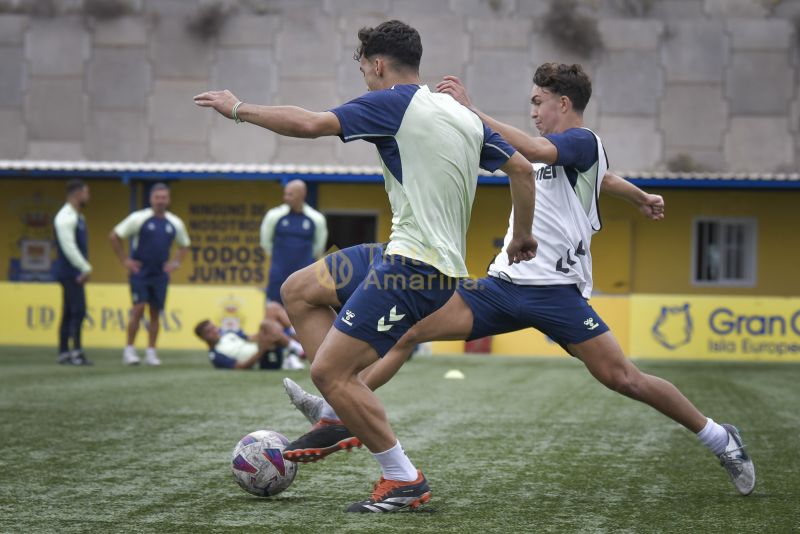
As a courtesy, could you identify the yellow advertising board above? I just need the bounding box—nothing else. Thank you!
[3,281,799,363]
[630,294,800,362]
[0,282,266,350]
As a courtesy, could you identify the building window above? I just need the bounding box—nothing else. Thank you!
[692,217,757,286]
[324,211,378,251]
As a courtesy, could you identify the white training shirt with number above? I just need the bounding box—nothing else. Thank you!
[329,84,516,278]
[489,127,608,298]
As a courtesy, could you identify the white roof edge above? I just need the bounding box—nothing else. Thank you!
[0,160,797,181]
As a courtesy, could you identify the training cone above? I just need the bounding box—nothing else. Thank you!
[444,369,465,380]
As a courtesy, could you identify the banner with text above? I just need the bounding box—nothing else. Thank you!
[630,294,800,362]
[0,282,265,350]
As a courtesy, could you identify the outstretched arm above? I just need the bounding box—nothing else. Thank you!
[500,152,538,264]
[601,171,665,221]
[436,76,557,164]
[193,89,342,138]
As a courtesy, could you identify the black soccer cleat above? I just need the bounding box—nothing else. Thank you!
[282,418,362,463]
[346,470,431,513]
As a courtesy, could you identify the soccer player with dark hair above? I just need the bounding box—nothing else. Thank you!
[109,183,190,366]
[284,62,755,499]
[54,179,92,366]
[194,19,538,512]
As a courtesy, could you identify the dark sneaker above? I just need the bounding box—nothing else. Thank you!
[282,418,362,463]
[347,470,431,513]
[718,424,755,496]
[70,351,93,366]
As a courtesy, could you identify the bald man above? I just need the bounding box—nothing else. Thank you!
[260,180,328,305]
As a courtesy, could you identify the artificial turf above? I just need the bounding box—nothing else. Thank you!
[1,347,798,533]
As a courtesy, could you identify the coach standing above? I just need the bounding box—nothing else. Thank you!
[54,180,93,366]
[260,180,327,305]
[110,183,190,366]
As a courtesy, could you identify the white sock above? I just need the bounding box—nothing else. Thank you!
[372,441,418,482]
[696,417,729,456]
[319,401,339,421]
[146,347,157,356]
[125,345,135,351]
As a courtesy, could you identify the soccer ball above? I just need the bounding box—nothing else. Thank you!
[231,430,298,497]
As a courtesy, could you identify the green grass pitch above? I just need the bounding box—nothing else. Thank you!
[1,347,798,533]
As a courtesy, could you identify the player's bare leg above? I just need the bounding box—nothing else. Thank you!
[123,302,146,365]
[265,301,292,330]
[144,304,162,365]
[568,332,706,432]
[283,292,474,455]
[303,328,432,512]
[281,261,339,362]
[361,292,475,390]
[569,331,755,495]
[256,319,290,353]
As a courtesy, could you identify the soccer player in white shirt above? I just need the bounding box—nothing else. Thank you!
[285,63,755,498]
[194,20,537,512]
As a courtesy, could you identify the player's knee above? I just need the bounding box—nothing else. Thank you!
[606,367,644,399]
[280,269,308,308]
[309,360,332,393]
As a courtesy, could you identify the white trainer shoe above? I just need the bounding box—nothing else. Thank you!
[718,423,756,496]
[282,377,323,424]
[281,352,306,371]
[144,348,162,366]
[122,346,140,365]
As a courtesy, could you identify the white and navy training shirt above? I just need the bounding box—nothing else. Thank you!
[260,203,327,273]
[329,84,515,278]
[54,202,91,280]
[488,127,608,298]
[113,208,191,280]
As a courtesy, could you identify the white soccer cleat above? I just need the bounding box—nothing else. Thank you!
[718,423,756,496]
[122,346,141,365]
[281,352,306,371]
[144,348,162,366]
[282,377,323,424]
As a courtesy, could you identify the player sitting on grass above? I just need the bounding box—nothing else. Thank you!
[280,63,755,498]
[194,318,304,371]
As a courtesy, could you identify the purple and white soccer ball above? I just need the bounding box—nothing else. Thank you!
[231,430,298,497]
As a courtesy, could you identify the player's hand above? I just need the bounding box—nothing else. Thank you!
[506,235,538,264]
[123,258,141,274]
[192,89,241,120]
[76,272,90,284]
[639,193,665,220]
[163,260,180,274]
[435,76,474,109]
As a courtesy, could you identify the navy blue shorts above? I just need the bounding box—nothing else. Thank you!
[323,243,385,305]
[130,277,168,310]
[456,276,609,351]
[332,252,457,357]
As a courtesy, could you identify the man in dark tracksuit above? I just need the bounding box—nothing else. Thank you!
[53,180,92,365]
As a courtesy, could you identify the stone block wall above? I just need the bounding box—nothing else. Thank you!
[0,0,797,172]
